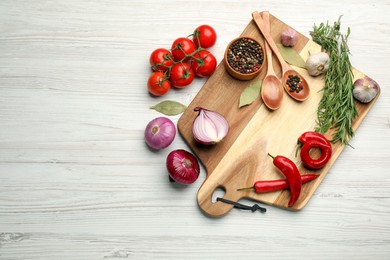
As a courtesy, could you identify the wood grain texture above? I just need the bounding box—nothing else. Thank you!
[1,0,390,259]
[178,13,380,216]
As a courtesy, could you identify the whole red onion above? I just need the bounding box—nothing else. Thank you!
[144,117,176,150]
[166,149,200,185]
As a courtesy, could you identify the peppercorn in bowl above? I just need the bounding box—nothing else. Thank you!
[224,36,265,80]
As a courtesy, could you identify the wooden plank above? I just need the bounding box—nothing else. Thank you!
[177,12,380,217]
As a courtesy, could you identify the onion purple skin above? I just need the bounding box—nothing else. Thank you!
[144,117,176,150]
[166,149,200,185]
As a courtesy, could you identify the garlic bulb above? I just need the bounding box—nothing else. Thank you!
[280,28,299,47]
[353,76,380,103]
[305,52,330,76]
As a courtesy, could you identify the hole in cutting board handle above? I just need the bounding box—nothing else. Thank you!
[211,186,226,203]
[198,183,247,217]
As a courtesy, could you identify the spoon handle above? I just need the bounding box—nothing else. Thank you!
[262,12,275,76]
[265,40,274,75]
[252,11,290,73]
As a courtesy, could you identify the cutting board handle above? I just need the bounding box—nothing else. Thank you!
[197,181,243,217]
[195,139,265,217]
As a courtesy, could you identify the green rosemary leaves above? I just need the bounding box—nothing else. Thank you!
[310,17,358,144]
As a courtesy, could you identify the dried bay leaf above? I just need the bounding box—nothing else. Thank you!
[239,80,262,108]
[150,100,187,115]
[276,43,306,69]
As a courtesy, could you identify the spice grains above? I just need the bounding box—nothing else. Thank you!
[227,38,264,74]
[286,74,303,93]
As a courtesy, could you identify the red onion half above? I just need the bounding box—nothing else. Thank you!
[144,117,176,150]
[166,149,200,185]
[192,107,229,145]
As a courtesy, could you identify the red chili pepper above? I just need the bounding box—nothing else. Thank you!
[297,131,332,170]
[268,153,302,207]
[237,174,319,193]
[297,131,330,146]
[300,140,332,169]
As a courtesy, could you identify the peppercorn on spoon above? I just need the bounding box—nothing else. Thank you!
[260,11,284,110]
[252,11,310,102]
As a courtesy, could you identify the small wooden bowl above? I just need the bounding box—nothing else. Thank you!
[224,36,265,81]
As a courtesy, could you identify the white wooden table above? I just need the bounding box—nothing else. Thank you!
[1,1,389,259]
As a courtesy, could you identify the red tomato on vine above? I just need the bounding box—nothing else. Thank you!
[169,63,194,88]
[147,72,171,96]
[193,25,217,49]
[149,48,173,72]
[171,37,196,62]
[191,50,217,77]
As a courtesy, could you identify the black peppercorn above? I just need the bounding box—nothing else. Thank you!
[227,38,264,74]
[286,74,303,93]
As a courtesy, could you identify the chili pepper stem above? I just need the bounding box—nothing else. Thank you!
[295,142,302,157]
[267,153,275,160]
[237,186,254,191]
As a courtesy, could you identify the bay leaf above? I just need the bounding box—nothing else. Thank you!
[276,43,306,69]
[239,80,262,108]
[150,100,187,115]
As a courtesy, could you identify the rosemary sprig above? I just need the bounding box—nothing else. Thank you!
[310,17,358,144]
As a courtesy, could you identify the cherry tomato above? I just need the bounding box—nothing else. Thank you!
[191,50,217,77]
[193,25,217,49]
[149,48,173,72]
[169,63,194,88]
[171,37,196,62]
[147,72,171,96]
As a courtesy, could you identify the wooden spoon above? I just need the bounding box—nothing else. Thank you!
[252,11,310,102]
[260,12,283,110]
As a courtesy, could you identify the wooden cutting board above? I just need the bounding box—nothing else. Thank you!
[177,12,380,217]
